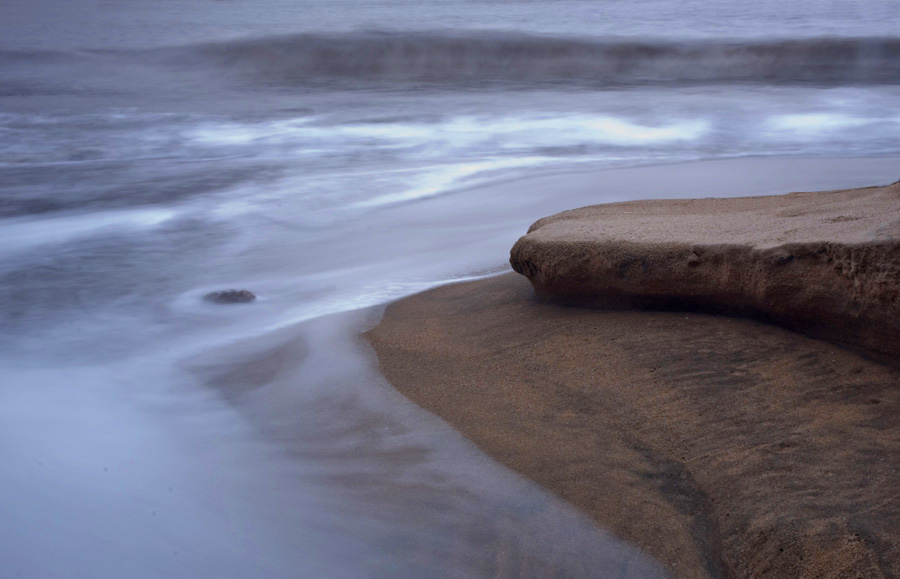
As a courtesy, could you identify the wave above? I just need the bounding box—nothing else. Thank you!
[161,31,900,87]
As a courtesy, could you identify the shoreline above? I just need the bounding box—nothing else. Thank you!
[365,183,900,578]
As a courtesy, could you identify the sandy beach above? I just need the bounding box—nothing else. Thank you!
[366,183,900,578]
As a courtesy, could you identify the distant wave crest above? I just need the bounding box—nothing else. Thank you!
[5,32,899,87]
[172,31,900,87]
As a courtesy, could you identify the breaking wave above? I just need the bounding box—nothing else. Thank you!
[167,31,900,87]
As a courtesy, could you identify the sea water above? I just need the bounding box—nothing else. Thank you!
[1,1,899,577]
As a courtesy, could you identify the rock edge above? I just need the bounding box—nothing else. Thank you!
[510,182,900,366]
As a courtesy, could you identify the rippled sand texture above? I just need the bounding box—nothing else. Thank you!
[368,272,900,578]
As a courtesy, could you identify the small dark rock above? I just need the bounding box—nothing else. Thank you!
[204,289,256,304]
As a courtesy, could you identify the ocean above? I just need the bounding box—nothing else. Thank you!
[1,1,899,577]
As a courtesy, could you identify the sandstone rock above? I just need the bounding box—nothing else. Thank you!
[203,289,256,304]
[510,181,900,366]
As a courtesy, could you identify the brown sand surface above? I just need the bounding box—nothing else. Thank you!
[366,272,900,579]
[510,181,900,365]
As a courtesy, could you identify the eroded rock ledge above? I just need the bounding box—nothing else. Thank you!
[510,181,900,366]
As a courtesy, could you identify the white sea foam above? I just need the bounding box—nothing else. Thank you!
[766,113,873,134]
[187,113,709,153]
[353,156,554,207]
[0,206,180,256]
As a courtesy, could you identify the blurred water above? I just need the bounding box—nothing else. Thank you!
[2,1,900,577]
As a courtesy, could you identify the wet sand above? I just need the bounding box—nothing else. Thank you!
[367,200,900,577]
[188,310,670,578]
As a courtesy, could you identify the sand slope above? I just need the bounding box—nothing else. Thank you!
[510,181,900,366]
[366,273,900,578]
